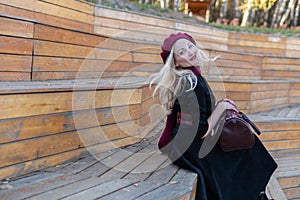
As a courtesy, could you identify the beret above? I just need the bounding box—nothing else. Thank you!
[160,32,196,64]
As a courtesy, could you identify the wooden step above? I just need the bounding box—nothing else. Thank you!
[208,79,293,114]
[0,125,197,200]
[249,105,300,199]
[0,77,163,180]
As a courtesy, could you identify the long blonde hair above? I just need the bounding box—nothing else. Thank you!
[150,44,216,114]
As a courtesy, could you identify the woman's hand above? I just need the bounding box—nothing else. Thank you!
[217,98,238,112]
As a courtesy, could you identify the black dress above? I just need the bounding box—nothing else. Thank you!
[167,75,277,200]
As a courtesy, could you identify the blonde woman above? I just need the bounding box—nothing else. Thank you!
[150,32,277,200]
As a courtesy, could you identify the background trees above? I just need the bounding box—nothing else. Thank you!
[134,0,300,29]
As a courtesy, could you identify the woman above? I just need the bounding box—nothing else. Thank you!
[150,32,277,200]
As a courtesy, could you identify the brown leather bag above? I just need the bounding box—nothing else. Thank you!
[219,109,261,152]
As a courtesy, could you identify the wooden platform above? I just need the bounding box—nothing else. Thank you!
[2,103,300,199]
[0,124,286,200]
[0,122,198,200]
[249,105,300,199]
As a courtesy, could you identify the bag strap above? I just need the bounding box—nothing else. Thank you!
[239,112,261,135]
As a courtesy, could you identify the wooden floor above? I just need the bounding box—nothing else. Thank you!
[249,105,300,200]
[0,122,197,200]
[1,105,300,200]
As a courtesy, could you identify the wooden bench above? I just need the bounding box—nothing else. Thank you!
[249,105,300,199]
[0,77,162,181]
[0,121,198,200]
[0,118,289,200]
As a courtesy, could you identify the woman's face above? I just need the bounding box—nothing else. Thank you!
[173,39,199,68]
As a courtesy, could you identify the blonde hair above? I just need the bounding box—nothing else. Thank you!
[150,44,216,114]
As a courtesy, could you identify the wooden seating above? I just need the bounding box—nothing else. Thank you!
[0,77,163,181]
[249,105,300,199]
[0,122,198,200]
[0,121,286,200]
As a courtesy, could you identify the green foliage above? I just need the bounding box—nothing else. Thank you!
[84,0,98,4]
[160,8,169,13]
[210,23,300,37]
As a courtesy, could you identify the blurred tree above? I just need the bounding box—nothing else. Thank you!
[133,0,300,29]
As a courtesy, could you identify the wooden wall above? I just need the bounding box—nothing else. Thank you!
[1,0,300,82]
[0,80,161,180]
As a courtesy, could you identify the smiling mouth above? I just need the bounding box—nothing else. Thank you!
[190,55,196,62]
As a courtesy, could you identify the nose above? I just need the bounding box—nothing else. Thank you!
[188,49,193,56]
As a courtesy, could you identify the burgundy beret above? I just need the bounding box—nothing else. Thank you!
[160,32,196,64]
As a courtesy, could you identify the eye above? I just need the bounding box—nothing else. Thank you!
[178,50,185,56]
[188,44,194,49]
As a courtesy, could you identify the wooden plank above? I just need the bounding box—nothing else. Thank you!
[38,0,94,14]
[61,179,138,200]
[278,176,300,189]
[134,182,192,200]
[262,63,300,71]
[286,37,300,57]
[215,59,261,69]
[263,139,300,150]
[266,175,288,200]
[0,104,141,144]
[228,45,286,56]
[0,136,141,180]
[0,36,33,55]
[0,3,35,20]
[283,187,300,199]
[34,24,106,47]
[0,72,30,81]
[223,81,251,92]
[211,50,263,63]
[0,88,142,119]
[0,77,148,94]
[0,148,86,180]
[32,71,156,80]
[0,0,35,11]
[27,176,110,200]
[262,70,300,79]
[32,57,142,72]
[0,120,141,168]
[229,32,287,47]
[100,180,164,200]
[0,131,83,168]
[178,24,228,43]
[94,16,174,41]
[34,40,132,61]
[34,0,94,24]
[95,7,175,29]
[0,16,34,38]
[251,90,289,100]
[260,130,300,141]
[0,3,93,33]
[0,173,87,200]
[263,57,300,65]
[34,10,94,33]
[0,54,31,72]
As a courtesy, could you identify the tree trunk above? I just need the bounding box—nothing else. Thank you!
[166,0,170,9]
[273,0,289,27]
[294,0,300,26]
[241,0,255,27]
[220,0,228,20]
[230,0,240,19]
[174,0,181,11]
[159,0,165,8]
[279,0,296,27]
